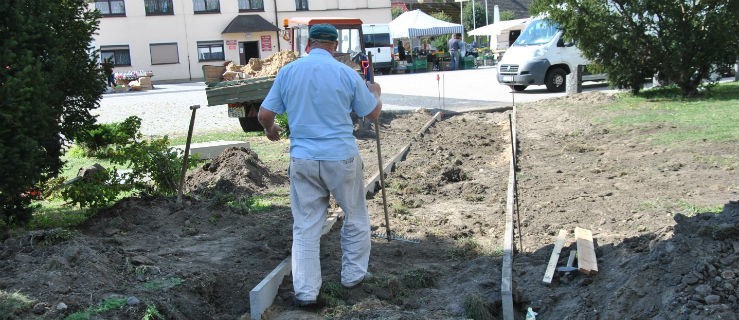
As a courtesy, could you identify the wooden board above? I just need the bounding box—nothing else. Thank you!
[566,250,576,268]
[575,227,598,274]
[501,121,516,320]
[542,229,568,285]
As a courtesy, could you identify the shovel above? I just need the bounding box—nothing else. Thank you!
[364,53,419,244]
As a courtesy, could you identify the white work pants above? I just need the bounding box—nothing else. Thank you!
[289,154,371,301]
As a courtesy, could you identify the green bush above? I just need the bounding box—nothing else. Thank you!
[0,0,103,224]
[275,113,290,137]
[59,117,198,207]
[73,116,141,156]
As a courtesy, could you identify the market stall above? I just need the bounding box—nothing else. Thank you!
[389,10,464,72]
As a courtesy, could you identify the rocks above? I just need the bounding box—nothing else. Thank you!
[705,295,721,304]
[32,302,50,315]
[127,296,140,305]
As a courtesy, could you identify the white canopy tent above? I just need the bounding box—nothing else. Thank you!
[468,18,530,36]
[468,18,530,50]
[389,9,464,39]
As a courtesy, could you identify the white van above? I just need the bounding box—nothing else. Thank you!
[497,16,606,92]
[362,24,393,74]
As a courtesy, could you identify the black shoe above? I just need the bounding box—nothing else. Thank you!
[293,297,318,307]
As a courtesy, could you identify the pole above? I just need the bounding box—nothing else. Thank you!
[366,52,392,241]
[177,105,200,204]
[485,0,489,25]
[460,1,464,38]
[485,0,490,49]
[472,0,476,30]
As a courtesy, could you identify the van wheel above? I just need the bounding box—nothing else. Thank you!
[510,85,528,92]
[546,67,567,92]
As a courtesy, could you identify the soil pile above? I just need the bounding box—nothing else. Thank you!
[242,51,298,78]
[185,146,287,197]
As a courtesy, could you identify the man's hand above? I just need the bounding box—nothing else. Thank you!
[264,123,283,141]
[365,81,382,121]
[366,81,381,99]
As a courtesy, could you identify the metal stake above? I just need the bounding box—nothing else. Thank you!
[177,104,199,204]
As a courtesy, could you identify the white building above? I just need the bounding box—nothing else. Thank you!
[91,0,392,81]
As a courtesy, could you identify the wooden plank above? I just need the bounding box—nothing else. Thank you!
[249,257,291,320]
[501,119,516,320]
[417,111,442,137]
[542,229,568,285]
[249,210,343,320]
[575,227,598,274]
[566,250,576,268]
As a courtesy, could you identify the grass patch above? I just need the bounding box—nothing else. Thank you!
[142,304,164,320]
[448,237,484,260]
[463,293,495,320]
[61,146,118,181]
[143,277,184,290]
[401,268,440,289]
[640,198,724,217]
[692,153,739,171]
[0,290,34,319]
[226,188,289,214]
[675,200,724,217]
[601,82,739,145]
[319,282,348,307]
[167,131,260,145]
[28,204,92,230]
[64,297,128,320]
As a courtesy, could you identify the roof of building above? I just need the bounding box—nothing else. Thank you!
[222,15,279,34]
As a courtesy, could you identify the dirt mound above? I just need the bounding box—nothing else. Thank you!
[184,147,287,196]
[242,51,298,78]
[528,91,617,107]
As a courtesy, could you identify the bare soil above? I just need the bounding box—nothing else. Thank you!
[2,92,738,320]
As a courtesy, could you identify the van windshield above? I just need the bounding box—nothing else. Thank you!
[513,19,560,46]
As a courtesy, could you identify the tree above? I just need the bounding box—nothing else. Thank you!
[0,0,104,223]
[500,10,515,22]
[461,1,487,32]
[392,6,405,20]
[531,0,739,96]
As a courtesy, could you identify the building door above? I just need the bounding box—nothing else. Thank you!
[239,41,260,65]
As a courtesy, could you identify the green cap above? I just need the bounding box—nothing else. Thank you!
[309,24,338,41]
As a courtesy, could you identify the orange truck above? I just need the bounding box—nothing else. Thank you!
[204,17,366,132]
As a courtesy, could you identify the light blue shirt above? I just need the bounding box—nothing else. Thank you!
[261,48,378,160]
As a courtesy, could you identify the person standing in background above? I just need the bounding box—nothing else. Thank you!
[397,40,406,65]
[257,24,383,307]
[448,33,462,70]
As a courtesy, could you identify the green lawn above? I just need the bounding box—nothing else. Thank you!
[601,81,739,144]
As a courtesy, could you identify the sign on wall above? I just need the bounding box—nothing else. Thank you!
[226,40,237,50]
[261,35,271,51]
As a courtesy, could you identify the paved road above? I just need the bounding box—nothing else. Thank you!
[94,66,611,136]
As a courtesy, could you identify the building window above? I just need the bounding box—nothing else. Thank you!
[193,0,219,13]
[100,45,131,66]
[238,0,264,11]
[150,43,179,65]
[95,0,126,16]
[197,41,225,62]
[295,0,308,11]
[145,0,173,15]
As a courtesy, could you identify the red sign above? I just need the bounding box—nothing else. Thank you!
[261,35,272,51]
[226,40,237,50]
